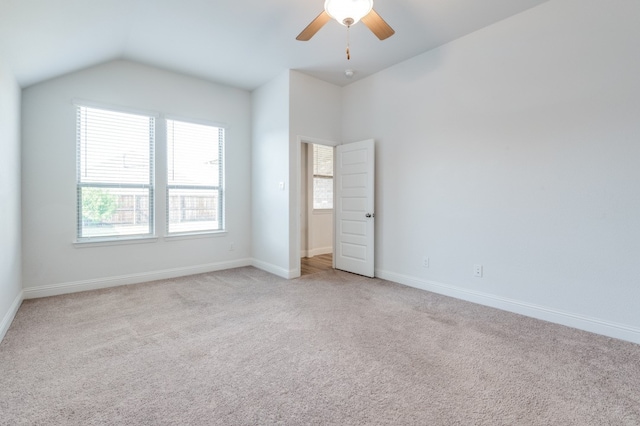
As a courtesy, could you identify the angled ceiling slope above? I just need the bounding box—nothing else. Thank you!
[0,0,548,90]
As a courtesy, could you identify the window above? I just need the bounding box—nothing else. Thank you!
[76,106,154,239]
[313,144,333,209]
[167,119,224,234]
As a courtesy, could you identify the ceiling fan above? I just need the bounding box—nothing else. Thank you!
[297,0,395,59]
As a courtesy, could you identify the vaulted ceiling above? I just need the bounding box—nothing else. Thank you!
[0,0,548,90]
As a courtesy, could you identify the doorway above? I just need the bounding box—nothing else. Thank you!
[300,141,335,276]
[295,138,375,278]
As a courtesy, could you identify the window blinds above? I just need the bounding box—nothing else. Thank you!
[166,119,224,234]
[313,144,333,178]
[313,144,333,209]
[76,106,154,239]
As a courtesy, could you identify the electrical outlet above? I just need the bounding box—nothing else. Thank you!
[229,242,235,251]
[422,257,429,268]
[474,264,483,278]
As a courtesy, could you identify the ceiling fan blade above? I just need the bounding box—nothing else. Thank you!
[361,9,395,40]
[296,10,331,41]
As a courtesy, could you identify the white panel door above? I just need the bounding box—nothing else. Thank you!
[334,139,375,277]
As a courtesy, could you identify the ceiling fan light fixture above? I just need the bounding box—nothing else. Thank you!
[324,0,373,26]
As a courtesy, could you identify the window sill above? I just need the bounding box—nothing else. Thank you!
[73,236,159,248]
[164,231,227,241]
[312,209,333,215]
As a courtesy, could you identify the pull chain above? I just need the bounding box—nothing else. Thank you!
[346,25,351,60]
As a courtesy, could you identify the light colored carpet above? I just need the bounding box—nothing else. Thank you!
[1,267,639,425]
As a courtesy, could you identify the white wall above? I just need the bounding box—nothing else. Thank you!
[0,61,22,340]
[251,71,292,277]
[290,71,342,144]
[252,70,341,277]
[306,210,333,257]
[342,0,640,343]
[21,60,252,295]
[290,71,341,270]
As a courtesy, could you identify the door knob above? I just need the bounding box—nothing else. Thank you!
[365,213,374,218]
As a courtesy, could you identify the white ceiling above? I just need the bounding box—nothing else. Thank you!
[0,0,549,90]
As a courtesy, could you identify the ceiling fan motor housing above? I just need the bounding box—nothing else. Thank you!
[324,0,373,26]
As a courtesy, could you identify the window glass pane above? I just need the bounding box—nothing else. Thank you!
[313,144,333,177]
[313,177,333,209]
[80,187,150,237]
[168,188,219,233]
[167,120,221,187]
[313,144,333,209]
[78,108,151,185]
[166,119,224,234]
[77,106,154,239]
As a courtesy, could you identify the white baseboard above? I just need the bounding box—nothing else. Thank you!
[303,247,332,258]
[251,259,300,279]
[376,269,640,345]
[23,259,253,299]
[0,290,24,343]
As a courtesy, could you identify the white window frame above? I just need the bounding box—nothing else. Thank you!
[166,117,225,235]
[75,104,156,242]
